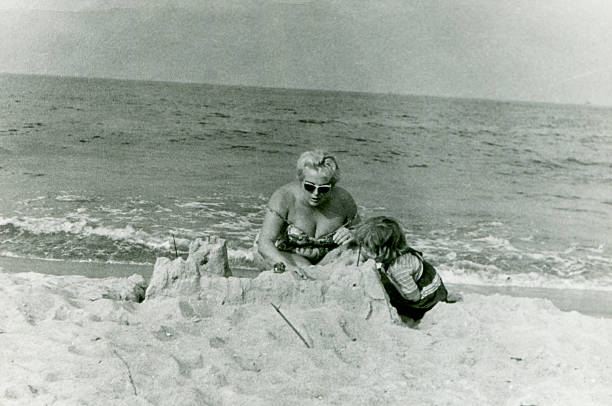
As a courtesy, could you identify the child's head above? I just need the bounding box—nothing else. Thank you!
[353,216,408,264]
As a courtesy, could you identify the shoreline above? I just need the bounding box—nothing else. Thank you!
[0,255,153,280]
[1,255,610,319]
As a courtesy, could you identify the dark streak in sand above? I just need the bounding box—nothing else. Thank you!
[298,119,329,124]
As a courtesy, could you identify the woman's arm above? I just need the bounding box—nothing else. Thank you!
[257,188,311,277]
[258,189,291,264]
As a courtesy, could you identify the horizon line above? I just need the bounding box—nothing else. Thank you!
[2,71,610,109]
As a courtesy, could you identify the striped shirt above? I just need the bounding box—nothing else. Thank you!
[377,251,442,301]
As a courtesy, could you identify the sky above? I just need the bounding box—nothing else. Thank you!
[1,0,612,105]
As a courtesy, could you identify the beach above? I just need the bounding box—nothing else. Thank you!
[2,0,612,401]
[1,243,611,406]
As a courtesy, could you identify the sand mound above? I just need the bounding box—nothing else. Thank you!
[1,239,611,405]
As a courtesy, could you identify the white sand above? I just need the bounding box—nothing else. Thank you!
[1,258,611,405]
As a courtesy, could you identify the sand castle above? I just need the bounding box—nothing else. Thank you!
[145,237,401,324]
[1,237,611,405]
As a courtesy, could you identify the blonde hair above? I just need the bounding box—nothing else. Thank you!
[296,150,341,184]
[353,216,408,263]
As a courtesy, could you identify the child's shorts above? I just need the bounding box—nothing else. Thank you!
[383,260,448,321]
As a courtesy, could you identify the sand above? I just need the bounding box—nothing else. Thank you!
[1,250,611,405]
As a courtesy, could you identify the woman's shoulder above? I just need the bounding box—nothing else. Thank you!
[268,183,298,210]
[331,186,357,214]
[333,185,356,202]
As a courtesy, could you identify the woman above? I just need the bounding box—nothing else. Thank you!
[257,150,359,279]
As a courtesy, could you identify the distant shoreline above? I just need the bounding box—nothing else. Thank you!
[2,255,610,319]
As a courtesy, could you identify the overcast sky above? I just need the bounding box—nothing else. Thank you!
[2,0,612,105]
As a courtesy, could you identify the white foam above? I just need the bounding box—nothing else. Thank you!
[438,262,612,291]
[227,247,258,262]
[22,196,47,204]
[54,194,96,202]
[0,215,170,250]
[175,201,224,209]
[472,235,520,252]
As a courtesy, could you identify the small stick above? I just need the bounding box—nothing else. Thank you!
[356,244,361,266]
[270,303,310,348]
[112,349,138,396]
[172,234,179,259]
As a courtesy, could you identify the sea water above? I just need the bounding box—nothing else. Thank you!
[1,73,611,289]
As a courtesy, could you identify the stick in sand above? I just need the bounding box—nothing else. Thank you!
[356,244,361,266]
[270,303,311,348]
[172,234,179,259]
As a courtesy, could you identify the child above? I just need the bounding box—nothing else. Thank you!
[353,216,451,321]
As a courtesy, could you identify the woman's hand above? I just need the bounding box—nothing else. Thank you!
[295,246,322,260]
[332,226,353,245]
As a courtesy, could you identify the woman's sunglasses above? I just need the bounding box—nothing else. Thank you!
[303,181,332,194]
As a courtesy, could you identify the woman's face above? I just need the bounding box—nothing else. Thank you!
[301,167,333,207]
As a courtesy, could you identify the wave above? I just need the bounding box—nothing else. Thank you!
[0,210,261,264]
[409,227,612,291]
[54,194,98,203]
[438,261,612,291]
[175,201,224,209]
[527,158,565,169]
[565,157,612,168]
[0,215,171,250]
[1,208,610,291]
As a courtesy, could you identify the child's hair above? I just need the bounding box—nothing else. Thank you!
[353,216,408,263]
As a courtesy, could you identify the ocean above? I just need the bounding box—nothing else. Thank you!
[1,73,611,290]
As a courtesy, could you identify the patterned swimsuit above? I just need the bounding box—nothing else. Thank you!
[268,207,350,262]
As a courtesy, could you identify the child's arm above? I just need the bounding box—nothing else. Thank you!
[387,254,422,302]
